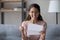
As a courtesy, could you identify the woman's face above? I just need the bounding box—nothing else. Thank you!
[29,7,39,20]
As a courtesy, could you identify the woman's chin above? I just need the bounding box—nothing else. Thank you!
[32,18,36,20]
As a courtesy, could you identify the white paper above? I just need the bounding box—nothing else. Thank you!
[27,23,43,35]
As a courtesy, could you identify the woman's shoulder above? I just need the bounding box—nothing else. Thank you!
[41,21,46,24]
[22,21,29,23]
[22,21,29,25]
[38,20,47,26]
[21,21,29,27]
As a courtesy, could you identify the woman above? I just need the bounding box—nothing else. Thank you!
[19,3,47,40]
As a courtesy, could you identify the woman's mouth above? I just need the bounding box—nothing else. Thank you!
[32,15,36,18]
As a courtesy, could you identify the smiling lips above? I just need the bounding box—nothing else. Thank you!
[32,14,36,18]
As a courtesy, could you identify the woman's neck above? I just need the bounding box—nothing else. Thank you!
[30,19,38,23]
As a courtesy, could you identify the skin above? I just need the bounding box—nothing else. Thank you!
[19,7,47,40]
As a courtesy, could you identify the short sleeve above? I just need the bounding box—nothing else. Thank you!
[21,21,27,27]
[21,21,27,35]
[21,21,27,30]
[43,22,47,32]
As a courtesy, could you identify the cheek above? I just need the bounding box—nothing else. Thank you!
[36,14,39,17]
[29,13,33,17]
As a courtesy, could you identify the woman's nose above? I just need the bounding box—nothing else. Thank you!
[33,13,36,16]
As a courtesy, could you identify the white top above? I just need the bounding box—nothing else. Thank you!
[27,23,43,35]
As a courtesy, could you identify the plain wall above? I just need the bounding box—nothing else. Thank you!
[0,4,1,24]
[58,13,60,24]
[0,13,1,24]
[0,0,60,24]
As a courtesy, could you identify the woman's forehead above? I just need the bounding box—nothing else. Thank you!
[30,7,39,12]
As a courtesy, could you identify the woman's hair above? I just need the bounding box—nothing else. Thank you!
[25,3,43,21]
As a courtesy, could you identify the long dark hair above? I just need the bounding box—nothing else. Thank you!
[25,3,43,21]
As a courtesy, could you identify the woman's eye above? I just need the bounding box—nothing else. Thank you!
[31,11,34,13]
